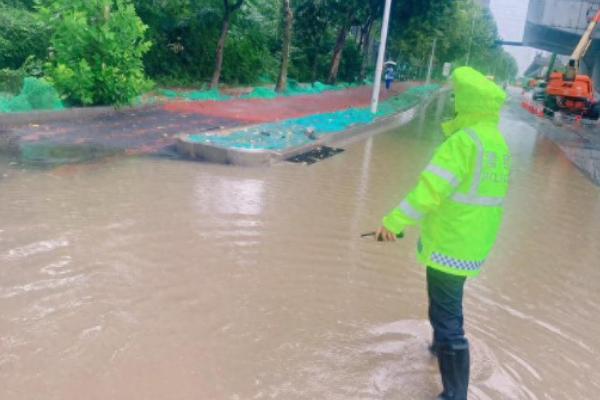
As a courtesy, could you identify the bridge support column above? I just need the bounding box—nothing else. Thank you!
[592,53,600,92]
[580,59,591,76]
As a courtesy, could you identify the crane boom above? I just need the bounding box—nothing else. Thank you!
[566,9,600,80]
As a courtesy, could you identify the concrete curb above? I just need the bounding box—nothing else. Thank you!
[0,104,153,128]
[177,88,445,167]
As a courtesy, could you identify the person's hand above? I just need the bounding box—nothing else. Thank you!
[374,226,396,242]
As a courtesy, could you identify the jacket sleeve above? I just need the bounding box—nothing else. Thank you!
[382,131,474,234]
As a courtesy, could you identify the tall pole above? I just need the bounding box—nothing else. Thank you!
[426,38,437,84]
[370,0,393,114]
[465,15,476,66]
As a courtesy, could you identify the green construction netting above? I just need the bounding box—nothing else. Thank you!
[189,84,440,150]
[376,84,441,115]
[0,77,63,113]
[161,79,363,102]
[240,86,277,99]
[0,92,12,107]
[161,86,229,101]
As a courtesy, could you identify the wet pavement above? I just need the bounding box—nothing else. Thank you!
[1,90,600,399]
[2,83,414,159]
[517,92,600,185]
[165,82,417,123]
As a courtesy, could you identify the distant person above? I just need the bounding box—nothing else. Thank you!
[385,65,394,91]
[373,67,510,400]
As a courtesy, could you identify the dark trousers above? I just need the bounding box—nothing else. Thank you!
[427,267,467,345]
[385,79,392,90]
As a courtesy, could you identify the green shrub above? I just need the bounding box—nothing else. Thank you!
[220,27,277,85]
[39,0,153,106]
[0,68,24,94]
[0,4,50,70]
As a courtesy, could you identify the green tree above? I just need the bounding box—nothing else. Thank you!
[209,0,245,88]
[292,0,330,84]
[1,0,36,8]
[389,0,518,82]
[326,0,359,84]
[357,0,383,82]
[134,0,222,84]
[38,0,152,106]
[0,2,50,70]
[274,0,292,92]
[135,0,278,86]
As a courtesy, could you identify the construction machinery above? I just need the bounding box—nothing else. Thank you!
[545,9,600,119]
[526,78,539,90]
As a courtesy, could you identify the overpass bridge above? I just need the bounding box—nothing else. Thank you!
[524,0,600,85]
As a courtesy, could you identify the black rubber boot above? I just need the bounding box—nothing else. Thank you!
[436,342,470,400]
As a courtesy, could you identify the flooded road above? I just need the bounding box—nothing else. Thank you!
[1,91,600,399]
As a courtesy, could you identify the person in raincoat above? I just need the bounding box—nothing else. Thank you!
[373,66,510,400]
[385,65,395,90]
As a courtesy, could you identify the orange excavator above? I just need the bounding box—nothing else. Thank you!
[545,9,600,119]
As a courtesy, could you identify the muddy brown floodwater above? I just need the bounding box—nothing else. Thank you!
[1,91,600,400]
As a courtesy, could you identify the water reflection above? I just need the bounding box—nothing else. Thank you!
[194,176,265,216]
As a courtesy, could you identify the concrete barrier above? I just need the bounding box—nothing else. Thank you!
[177,88,444,167]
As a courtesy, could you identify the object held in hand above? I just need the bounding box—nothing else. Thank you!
[361,231,404,241]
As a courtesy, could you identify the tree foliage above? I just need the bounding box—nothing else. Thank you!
[0,2,50,70]
[389,0,518,81]
[2,0,519,107]
[134,0,279,85]
[38,0,152,106]
[290,0,331,83]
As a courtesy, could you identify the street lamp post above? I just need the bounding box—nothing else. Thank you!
[426,38,437,84]
[370,0,393,114]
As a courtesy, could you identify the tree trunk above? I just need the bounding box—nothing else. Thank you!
[327,11,353,85]
[311,40,320,86]
[103,4,111,21]
[210,13,230,89]
[359,20,374,83]
[275,0,293,93]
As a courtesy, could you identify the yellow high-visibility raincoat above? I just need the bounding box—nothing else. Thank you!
[383,67,510,277]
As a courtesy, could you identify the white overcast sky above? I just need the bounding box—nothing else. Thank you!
[490,0,538,74]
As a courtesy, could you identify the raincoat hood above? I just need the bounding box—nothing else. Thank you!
[441,67,506,137]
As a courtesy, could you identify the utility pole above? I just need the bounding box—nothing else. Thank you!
[426,38,437,84]
[465,15,476,66]
[370,0,393,114]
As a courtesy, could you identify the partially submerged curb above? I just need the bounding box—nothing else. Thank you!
[177,87,445,167]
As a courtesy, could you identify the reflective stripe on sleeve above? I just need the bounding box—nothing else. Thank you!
[425,163,460,188]
[399,199,424,220]
[449,192,504,206]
